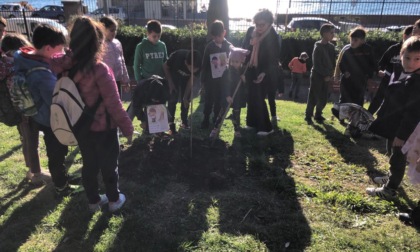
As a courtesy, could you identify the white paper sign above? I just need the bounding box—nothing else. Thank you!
[210,52,228,78]
[147,104,169,133]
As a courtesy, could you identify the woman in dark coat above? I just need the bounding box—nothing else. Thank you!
[244,9,280,135]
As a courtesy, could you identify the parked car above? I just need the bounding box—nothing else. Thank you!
[385,25,410,32]
[287,17,340,32]
[0,3,24,18]
[32,5,65,23]
[338,21,360,32]
[144,24,177,30]
[6,17,68,38]
[88,7,127,22]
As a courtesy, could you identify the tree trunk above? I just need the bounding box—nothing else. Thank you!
[206,0,229,41]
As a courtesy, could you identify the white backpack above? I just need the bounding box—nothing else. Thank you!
[50,75,101,146]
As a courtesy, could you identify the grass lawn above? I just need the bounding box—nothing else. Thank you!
[0,98,419,251]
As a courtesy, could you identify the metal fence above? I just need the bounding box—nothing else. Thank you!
[1,0,419,37]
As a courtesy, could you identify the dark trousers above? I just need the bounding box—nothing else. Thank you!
[213,105,241,131]
[18,116,41,173]
[35,121,69,188]
[267,89,276,118]
[290,73,303,99]
[339,76,366,106]
[78,129,120,204]
[247,82,272,132]
[167,81,189,124]
[386,146,407,190]
[368,75,389,114]
[203,81,222,122]
[305,71,329,118]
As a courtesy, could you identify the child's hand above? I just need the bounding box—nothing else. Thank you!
[344,72,351,78]
[226,96,233,104]
[392,137,405,147]
[377,70,385,78]
[253,73,265,83]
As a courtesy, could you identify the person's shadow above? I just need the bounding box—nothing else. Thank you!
[77,125,311,251]
[312,122,383,176]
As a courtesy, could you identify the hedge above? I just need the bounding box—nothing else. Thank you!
[117,25,402,71]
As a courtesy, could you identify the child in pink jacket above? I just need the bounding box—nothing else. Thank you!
[53,17,133,213]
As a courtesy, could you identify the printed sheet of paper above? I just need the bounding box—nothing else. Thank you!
[210,52,228,78]
[147,104,169,133]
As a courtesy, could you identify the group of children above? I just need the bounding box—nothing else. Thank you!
[0,16,133,213]
[1,10,420,224]
[133,9,283,138]
[304,20,420,226]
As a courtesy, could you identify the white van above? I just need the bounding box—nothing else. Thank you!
[6,17,68,38]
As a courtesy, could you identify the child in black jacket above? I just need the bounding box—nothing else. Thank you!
[366,36,420,200]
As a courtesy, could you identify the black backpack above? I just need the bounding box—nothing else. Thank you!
[132,75,169,121]
[0,77,21,126]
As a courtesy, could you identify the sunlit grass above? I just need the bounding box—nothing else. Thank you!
[0,98,419,251]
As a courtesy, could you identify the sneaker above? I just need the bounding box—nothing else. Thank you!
[109,193,126,213]
[27,170,51,186]
[304,117,313,125]
[398,212,413,225]
[89,194,109,213]
[314,115,326,123]
[373,175,389,185]
[257,130,274,136]
[366,186,397,200]
[200,119,209,129]
[55,183,84,197]
[209,129,219,138]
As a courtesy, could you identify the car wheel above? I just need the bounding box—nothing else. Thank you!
[57,15,65,23]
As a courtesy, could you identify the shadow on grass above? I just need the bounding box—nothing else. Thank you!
[79,124,310,251]
[0,184,59,250]
[312,122,383,176]
[0,144,22,163]
[0,180,36,217]
[312,122,419,213]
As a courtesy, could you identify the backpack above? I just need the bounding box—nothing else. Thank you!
[9,67,51,116]
[131,75,169,121]
[50,73,102,146]
[0,77,21,126]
